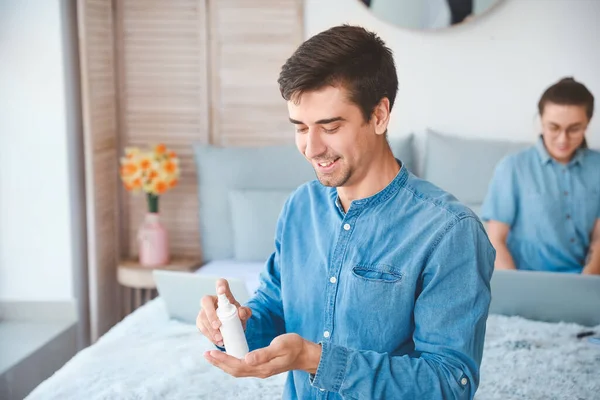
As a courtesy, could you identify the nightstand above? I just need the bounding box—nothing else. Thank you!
[117,257,201,316]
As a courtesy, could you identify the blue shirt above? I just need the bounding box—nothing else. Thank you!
[481,136,600,273]
[244,164,495,399]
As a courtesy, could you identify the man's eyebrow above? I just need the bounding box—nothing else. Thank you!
[547,121,584,128]
[288,117,345,125]
[316,117,345,124]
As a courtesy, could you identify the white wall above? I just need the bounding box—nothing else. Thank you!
[0,1,78,301]
[305,0,600,149]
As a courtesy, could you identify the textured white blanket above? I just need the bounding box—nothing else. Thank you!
[27,299,600,399]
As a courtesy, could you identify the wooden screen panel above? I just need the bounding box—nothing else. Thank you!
[115,0,209,259]
[209,0,303,146]
[77,0,121,342]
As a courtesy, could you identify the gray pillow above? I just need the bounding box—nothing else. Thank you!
[229,189,292,262]
[193,144,314,262]
[423,129,530,204]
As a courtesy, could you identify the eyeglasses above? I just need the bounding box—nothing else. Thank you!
[543,124,587,138]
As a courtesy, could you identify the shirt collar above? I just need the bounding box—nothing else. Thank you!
[571,147,585,166]
[535,135,552,165]
[330,159,408,212]
[535,135,585,167]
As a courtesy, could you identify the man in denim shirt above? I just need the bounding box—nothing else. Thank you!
[198,25,495,399]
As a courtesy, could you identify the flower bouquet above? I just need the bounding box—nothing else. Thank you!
[119,144,180,267]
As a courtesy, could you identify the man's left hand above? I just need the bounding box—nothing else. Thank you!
[204,333,321,378]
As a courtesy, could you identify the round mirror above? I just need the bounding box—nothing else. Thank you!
[358,0,502,30]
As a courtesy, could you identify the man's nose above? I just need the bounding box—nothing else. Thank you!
[305,130,327,159]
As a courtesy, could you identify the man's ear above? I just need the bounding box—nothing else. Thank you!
[372,97,391,136]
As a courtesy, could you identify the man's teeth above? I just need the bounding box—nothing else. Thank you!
[319,161,334,167]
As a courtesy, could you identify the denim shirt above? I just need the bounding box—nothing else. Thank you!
[482,136,600,273]
[244,163,495,399]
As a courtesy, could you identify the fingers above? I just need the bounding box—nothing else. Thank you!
[204,350,276,379]
[197,278,245,347]
[204,350,252,378]
[200,294,220,330]
[238,306,252,329]
[215,278,240,307]
[245,347,273,366]
[197,311,223,346]
[198,295,223,346]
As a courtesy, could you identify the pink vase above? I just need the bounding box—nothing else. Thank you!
[138,213,169,267]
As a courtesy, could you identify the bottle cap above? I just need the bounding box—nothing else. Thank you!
[217,293,230,306]
[217,293,235,315]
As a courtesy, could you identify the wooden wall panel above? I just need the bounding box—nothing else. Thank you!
[208,0,303,146]
[77,0,121,342]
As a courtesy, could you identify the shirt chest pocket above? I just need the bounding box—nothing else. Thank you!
[344,263,406,305]
[351,264,403,283]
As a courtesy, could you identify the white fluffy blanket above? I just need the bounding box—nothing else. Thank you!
[27,299,600,399]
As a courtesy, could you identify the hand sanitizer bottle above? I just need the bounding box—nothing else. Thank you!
[216,294,249,359]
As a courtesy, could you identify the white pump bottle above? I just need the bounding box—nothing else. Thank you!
[216,293,249,359]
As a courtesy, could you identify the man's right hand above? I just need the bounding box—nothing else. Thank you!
[196,278,252,347]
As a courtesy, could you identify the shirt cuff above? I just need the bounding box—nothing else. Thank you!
[214,344,226,352]
[309,341,350,393]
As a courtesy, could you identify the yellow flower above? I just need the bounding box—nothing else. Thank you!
[122,176,143,192]
[162,158,179,176]
[144,178,169,195]
[138,153,153,171]
[120,160,141,178]
[155,180,169,194]
[147,169,159,182]
[154,143,167,156]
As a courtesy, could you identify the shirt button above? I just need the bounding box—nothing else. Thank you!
[564,191,569,196]
[320,388,326,392]
[329,276,337,284]
[343,223,351,231]
[461,377,468,386]
[566,214,571,220]
[323,331,330,338]
[570,238,575,243]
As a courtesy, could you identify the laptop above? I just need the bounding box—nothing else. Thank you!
[489,269,600,327]
[153,269,251,324]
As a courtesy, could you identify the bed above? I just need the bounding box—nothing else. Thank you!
[27,140,600,399]
[27,260,600,400]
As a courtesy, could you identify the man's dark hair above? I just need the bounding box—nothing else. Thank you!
[278,25,398,123]
[538,77,594,120]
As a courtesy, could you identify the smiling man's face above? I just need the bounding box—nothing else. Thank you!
[289,85,381,188]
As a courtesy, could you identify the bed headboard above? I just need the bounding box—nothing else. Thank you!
[193,136,415,263]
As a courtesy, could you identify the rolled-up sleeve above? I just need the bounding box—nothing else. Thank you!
[481,156,518,226]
